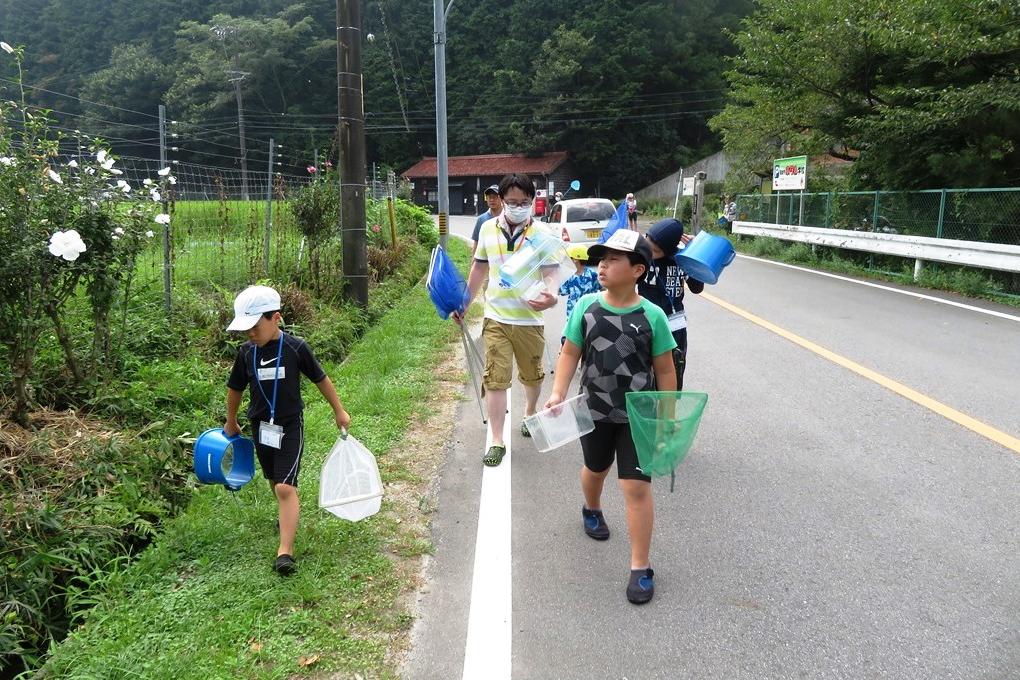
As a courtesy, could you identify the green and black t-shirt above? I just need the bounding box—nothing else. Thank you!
[564,293,677,423]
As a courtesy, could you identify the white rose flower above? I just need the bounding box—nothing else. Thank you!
[47,169,62,184]
[157,166,171,176]
[154,213,171,225]
[48,229,88,261]
[0,156,14,166]
[114,227,125,235]
[145,230,155,238]
[67,159,78,168]
[1,42,13,55]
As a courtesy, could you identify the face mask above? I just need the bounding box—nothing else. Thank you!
[504,204,531,225]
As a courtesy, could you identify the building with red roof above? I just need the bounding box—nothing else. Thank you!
[401,152,576,215]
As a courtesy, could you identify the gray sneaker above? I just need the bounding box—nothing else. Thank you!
[581,506,610,540]
[626,568,654,604]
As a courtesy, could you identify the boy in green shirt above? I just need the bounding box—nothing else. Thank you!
[544,230,677,604]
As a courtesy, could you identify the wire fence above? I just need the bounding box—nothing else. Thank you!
[735,188,1020,245]
[104,159,315,292]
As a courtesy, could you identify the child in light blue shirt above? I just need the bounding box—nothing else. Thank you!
[558,244,602,342]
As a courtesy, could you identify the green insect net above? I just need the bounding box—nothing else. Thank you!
[626,391,709,478]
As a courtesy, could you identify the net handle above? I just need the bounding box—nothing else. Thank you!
[322,490,383,507]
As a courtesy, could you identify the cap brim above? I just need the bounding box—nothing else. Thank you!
[226,314,260,331]
[586,244,649,267]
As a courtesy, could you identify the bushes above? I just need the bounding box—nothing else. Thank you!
[0,416,192,676]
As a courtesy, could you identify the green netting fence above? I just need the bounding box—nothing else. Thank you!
[734,188,1020,246]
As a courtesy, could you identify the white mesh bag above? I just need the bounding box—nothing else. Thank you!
[318,432,383,521]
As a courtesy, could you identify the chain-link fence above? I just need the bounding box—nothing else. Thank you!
[735,188,1020,245]
[111,159,313,292]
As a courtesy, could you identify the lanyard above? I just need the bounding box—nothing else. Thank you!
[253,332,284,424]
[495,220,531,263]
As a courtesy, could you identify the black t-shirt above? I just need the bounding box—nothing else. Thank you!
[227,331,327,421]
[638,257,704,316]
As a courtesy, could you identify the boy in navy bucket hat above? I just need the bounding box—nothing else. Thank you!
[224,285,352,576]
[638,218,704,390]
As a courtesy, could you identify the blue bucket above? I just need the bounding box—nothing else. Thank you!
[674,231,736,284]
[193,428,256,491]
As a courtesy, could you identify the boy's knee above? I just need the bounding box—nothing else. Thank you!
[274,483,298,500]
[619,478,651,500]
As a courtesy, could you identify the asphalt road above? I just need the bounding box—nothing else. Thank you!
[405,215,1020,679]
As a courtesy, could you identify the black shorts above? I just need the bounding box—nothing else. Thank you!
[251,414,304,487]
[672,328,688,391]
[580,421,650,482]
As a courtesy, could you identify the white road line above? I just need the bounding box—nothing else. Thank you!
[462,393,512,680]
[736,254,1020,322]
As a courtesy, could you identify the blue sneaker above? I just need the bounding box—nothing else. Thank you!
[581,506,610,540]
[626,568,654,604]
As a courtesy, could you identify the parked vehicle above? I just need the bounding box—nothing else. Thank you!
[539,197,617,244]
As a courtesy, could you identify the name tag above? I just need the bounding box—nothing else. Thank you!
[258,421,284,449]
[257,366,286,381]
[667,311,687,332]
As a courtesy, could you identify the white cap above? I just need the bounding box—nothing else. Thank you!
[227,285,281,331]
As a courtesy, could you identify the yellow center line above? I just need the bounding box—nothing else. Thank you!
[700,291,1020,456]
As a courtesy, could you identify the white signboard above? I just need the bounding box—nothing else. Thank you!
[682,177,696,196]
[772,155,807,191]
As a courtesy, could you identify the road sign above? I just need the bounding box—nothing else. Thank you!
[773,155,807,191]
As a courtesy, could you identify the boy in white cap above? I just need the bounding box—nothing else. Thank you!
[224,285,351,575]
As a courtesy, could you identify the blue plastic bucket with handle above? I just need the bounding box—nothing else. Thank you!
[674,231,735,284]
[193,428,256,491]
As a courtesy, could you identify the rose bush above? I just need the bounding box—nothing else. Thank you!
[1,44,174,425]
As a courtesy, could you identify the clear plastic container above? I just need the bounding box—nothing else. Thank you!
[497,230,568,291]
[523,392,596,452]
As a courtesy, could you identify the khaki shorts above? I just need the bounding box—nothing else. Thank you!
[481,318,545,390]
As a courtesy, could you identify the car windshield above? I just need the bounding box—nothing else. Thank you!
[565,202,614,222]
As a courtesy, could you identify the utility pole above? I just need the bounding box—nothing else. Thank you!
[226,70,250,200]
[434,0,453,249]
[337,0,368,306]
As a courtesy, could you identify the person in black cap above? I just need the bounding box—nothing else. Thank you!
[470,184,503,254]
[544,229,677,605]
[638,218,704,390]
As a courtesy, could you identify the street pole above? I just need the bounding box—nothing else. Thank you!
[337,0,369,306]
[434,0,454,249]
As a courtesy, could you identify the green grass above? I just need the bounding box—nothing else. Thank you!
[41,240,471,679]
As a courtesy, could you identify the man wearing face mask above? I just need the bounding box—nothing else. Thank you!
[452,173,558,467]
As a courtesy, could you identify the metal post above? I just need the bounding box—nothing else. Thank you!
[872,191,881,232]
[798,189,804,226]
[671,168,684,219]
[338,0,369,306]
[263,138,274,277]
[825,192,832,229]
[775,190,781,224]
[434,0,454,249]
[314,148,319,171]
[158,104,172,316]
[937,189,947,238]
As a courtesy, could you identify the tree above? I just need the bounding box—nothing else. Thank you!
[710,0,1020,189]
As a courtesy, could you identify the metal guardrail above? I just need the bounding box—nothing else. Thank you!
[733,221,1020,278]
